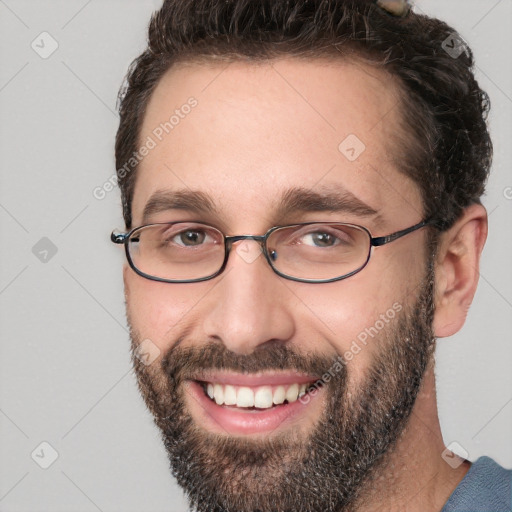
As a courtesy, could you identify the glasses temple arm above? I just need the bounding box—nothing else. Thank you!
[371,218,435,247]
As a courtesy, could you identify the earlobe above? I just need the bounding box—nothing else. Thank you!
[433,204,488,338]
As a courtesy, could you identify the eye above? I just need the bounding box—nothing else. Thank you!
[301,231,340,248]
[298,225,356,248]
[168,228,213,247]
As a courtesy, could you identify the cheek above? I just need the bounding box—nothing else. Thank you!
[124,272,207,351]
[292,282,394,367]
[290,255,417,373]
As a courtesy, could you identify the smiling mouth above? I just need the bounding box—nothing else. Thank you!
[198,380,321,410]
[185,374,326,435]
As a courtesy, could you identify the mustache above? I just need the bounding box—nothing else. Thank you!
[157,341,345,384]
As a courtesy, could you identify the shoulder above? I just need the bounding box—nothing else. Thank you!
[442,456,512,512]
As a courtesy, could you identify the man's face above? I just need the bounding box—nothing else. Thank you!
[124,59,435,511]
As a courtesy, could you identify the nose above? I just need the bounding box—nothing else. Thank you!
[202,239,295,355]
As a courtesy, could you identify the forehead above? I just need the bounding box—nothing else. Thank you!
[133,57,422,229]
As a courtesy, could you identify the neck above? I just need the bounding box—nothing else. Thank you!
[351,361,471,512]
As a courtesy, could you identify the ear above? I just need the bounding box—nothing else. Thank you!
[433,203,488,338]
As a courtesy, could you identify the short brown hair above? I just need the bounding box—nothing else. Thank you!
[115,0,492,230]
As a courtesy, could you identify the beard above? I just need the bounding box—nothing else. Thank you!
[128,258,437,512]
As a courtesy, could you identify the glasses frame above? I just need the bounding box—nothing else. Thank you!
[111,218,435,284]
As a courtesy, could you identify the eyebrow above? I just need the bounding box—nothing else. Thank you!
[276,185,380,220]
[142,189,218,224]
[141,185,380,225]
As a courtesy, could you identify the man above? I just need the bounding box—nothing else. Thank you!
[111,0,511,510]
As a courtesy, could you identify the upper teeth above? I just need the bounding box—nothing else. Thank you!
[205,382,309,409]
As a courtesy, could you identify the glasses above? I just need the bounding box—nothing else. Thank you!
[111,218,433,284]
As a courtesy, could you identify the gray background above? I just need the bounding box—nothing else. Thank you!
[0,1,510,511]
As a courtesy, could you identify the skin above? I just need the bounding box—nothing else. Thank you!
[123,58,487,511]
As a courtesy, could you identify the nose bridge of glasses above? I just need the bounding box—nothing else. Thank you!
[225,234,267,248]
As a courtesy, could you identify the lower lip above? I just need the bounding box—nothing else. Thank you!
[185,380,323,436]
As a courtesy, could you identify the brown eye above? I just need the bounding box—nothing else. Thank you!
[296,226,354,248]
[176,230,206,246]
[303,232,338,247]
